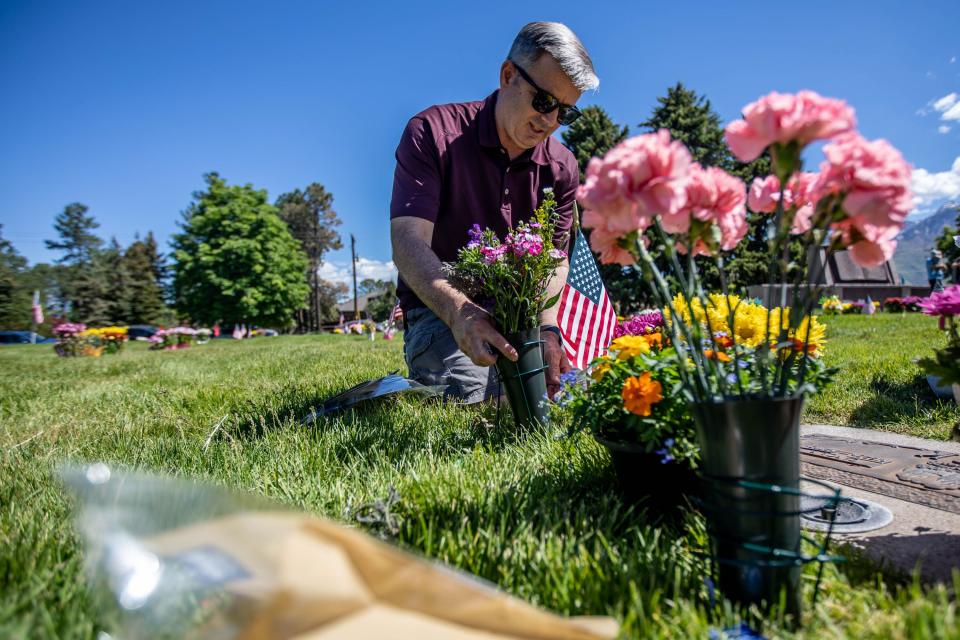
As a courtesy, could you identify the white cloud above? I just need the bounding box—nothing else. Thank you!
[951,56,957,64]
[943,102,960,122]
[318,257,397,290]
[939,125,952,134]
[932,92,958,112]
[911,156,960,214]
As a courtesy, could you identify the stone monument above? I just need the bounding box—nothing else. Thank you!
[746,247,929,302]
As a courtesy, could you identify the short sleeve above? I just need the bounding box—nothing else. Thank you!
[551,152,580,254]
[390,116,442,222]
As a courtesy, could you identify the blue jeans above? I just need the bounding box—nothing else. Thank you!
[403,307,499,404]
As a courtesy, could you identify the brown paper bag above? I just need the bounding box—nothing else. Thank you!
[145,511,618,640]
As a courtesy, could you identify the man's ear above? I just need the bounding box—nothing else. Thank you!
[499,60,515,90]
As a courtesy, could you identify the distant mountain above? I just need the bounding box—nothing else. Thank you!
[893,203,959,284]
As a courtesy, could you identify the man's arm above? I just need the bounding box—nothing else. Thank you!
[391,216,517,367]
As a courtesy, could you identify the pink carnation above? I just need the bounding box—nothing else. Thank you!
[814,134,912,267]
[676,165,747,252]
[725,91,857,162]
[747,172,818,234]
[587,227,635,266]
[747,175,781,214]
[578,130,692,259]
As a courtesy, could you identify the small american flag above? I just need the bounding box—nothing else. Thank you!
[558,229,617,369]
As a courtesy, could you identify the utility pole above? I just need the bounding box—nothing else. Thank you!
[351,234,359,321]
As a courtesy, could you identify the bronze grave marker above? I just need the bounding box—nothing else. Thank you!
[800,435,960,514]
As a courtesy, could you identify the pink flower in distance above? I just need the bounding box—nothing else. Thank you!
[578,130,692,254]
[725,91,857,162]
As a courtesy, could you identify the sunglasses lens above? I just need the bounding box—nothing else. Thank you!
[558,108,581,126]
[531,90,558,115]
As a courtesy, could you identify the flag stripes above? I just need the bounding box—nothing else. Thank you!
[557,230,617,370]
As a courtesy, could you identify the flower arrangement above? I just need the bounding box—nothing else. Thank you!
[577,91,909,406]
[916,285,960,389]
[562,309,699,468]
[448,190,566,335]
[196,328,212,344]
[883,296,925,313]
[53,323,89,357]
[80,326,129,354]
[574,91,911,615]
[149,327,198,351]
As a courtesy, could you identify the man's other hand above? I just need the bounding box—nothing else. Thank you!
[543,330,572,399]
[451,303,518,367]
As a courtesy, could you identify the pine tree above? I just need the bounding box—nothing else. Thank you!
[0,225,29,329]
[122,235,169,324]
[45,203,102,266]
[562,106,629,179]
[44,203,109,323]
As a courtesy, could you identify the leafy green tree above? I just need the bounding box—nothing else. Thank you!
[276,183,343,332]
[172,173,310,327]
[359,279,398,322]
[122,234,170,324]
[317,278,349,323]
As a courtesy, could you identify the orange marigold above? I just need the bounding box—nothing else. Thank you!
[703,349,732,362]
[621,372,663,416]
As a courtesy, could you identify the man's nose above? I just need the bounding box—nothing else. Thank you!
[539,109,559,129]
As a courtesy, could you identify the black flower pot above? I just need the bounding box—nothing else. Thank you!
[495,327,548,429]
[594,433,698,506]
[692,396,804,621]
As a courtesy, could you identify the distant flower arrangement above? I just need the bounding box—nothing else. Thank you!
[53,323,127,357]
[149,327,198,351]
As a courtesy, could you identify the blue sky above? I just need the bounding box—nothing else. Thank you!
[2,1,959,287]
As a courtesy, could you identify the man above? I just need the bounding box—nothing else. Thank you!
[390,22,598,403]
[927,249,947,293]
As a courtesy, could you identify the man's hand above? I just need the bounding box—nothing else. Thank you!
[543,330,572,399]
[450,303,518,367]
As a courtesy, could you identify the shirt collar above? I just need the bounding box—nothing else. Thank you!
[478,90,550,166]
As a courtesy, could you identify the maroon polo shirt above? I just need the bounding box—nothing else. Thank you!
[390,90,579,313]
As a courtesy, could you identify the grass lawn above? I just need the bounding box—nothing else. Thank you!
[1,315,958,639]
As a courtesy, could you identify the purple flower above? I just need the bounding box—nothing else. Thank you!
[549,249,567,259]
[466,224,484,249]
[613,311,664,338]
[919,285,960,318]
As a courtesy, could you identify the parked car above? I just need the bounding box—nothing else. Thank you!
[127,325,158,340]
[0,331,55,344]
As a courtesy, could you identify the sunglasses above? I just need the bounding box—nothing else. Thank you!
[510,60,582,126]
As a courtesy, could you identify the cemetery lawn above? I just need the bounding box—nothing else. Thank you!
[1,315,958,639]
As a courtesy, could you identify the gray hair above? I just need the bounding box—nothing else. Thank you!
[507,22,599,92]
